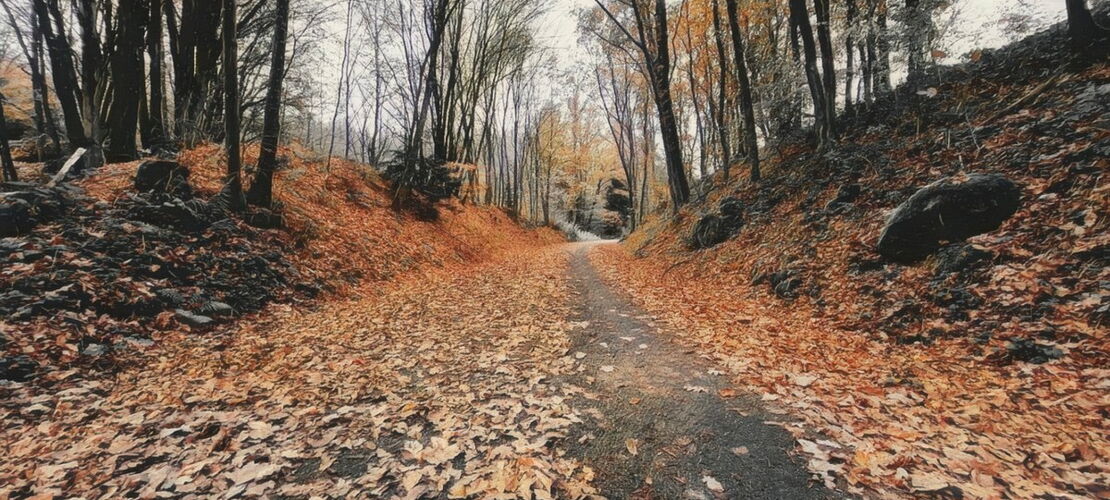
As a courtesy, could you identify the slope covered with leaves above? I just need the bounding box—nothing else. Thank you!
[2,143,561,381]
[597,21,1109,500]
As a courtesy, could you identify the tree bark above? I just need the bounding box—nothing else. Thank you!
[814,0,837,136]
[875,1,892,94]
[0,92,16,182]
[105,0,148,162]
[74,0,103,167]
[789,0,832,149]
[649,0,691,208]
[709,0,732,175]
[724,0,761,182]
[147,0,166,146]
[247,0,290,208]
[845,0,857,114]
[1066,0,1110,49]
[33,0,86,148]
[219,0,245,211]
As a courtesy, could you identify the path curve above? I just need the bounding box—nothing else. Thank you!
[562,241,833,499]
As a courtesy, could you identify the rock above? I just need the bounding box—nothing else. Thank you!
[825,184,862,214]
[719,197,745,221]
[0,199,34,236]
[0,355,38,382]
[933,244,993,276]
[245,209,284,229]
[690,198,745,249]
[768,270,802,298]
[197,301,234,317]
[82,344,108,357]
[155,288,187,307]
[174,309,214,328]
[135,160,192,199]
[691,214,727,249]
[877,174,1020,262]
[130,197,215,231]
[1006,338,1063,364]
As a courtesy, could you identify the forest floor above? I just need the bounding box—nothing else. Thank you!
[0,241,843,499]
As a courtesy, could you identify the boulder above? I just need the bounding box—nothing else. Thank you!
[1006,338,1062,364]
[877,174,1020,262]
[0,199,34,237]
[135,160,192,199]
[825,184,862,213]
[129,197,215,231]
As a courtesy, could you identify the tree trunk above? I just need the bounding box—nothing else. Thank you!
[105,0,147,162]
[1066,0,1110,49]
[410,0,451,161]
[649,0,690,208]
[174,0,222,142]
[219,0,245,211]
[147,0,166,146]
[790,0,832,150]
[845,0,857,114]
[246,0,290,208]
[33,0,86,148]
[709,0,732,175]
[0,92,16,182]
[875,2,892,94]
[904,0,926,86]
[74,0,103,167]
[814,0,837,136]
[724,0,761,182]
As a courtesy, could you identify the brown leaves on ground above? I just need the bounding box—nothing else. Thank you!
[591,244,1108,499]
[1,246,601,498]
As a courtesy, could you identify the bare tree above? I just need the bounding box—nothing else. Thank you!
[594,0,690,209]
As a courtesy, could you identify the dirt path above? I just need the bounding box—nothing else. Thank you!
[562,241,831,499]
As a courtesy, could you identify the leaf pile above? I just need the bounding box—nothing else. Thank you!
[1,245,600,498]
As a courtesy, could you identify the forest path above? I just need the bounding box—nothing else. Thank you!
[562,241,830,499]
[2,240,831,499]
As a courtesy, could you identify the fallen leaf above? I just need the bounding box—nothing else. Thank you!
[703,475,724,493]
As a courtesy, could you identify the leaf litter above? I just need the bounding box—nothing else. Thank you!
[1,245,602,498]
